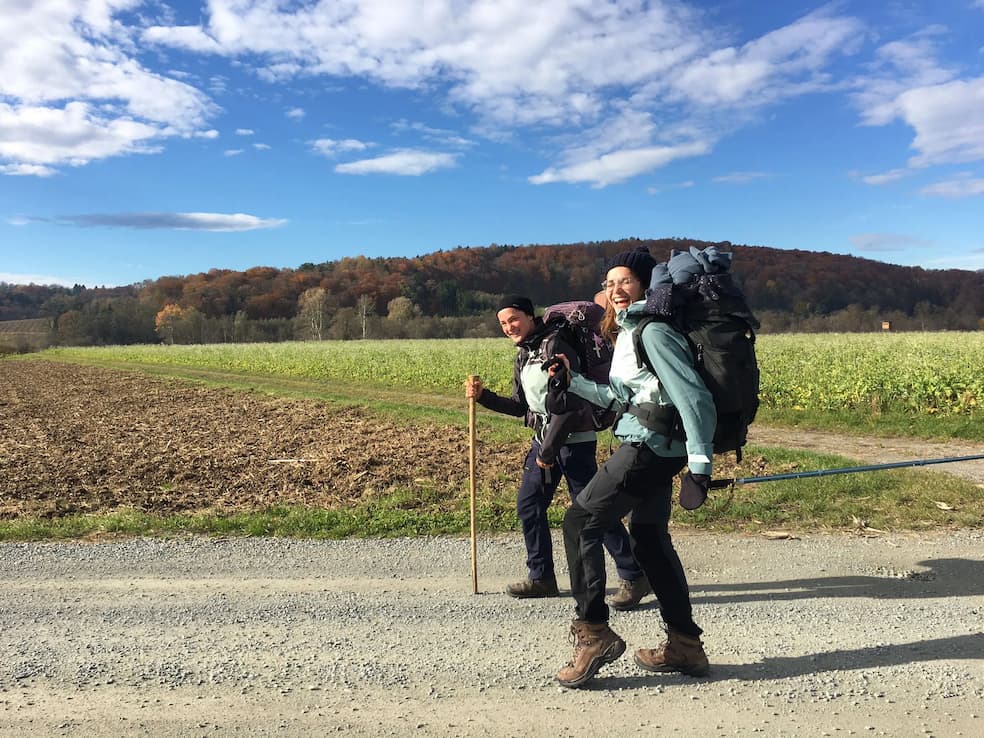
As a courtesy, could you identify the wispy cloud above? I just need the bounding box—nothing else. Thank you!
[224,149,244,157]
[530,142,710,188]
[140,2,866,186]
[851,30,984,172]
[335,150,458,176]
[647,181,696,194]
[855,168,909,185]
[712,171,772,184]
[920,177,984,198]
[666,9,864,109]
[391,120,474,148]
[0,272,82,287]
[51,212,287,232]
[4,1,979,188]
[849,233,933,252]
[236,128,255,136]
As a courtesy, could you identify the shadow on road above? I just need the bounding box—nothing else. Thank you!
[690,558,984,603]
[593,632,984,690]
[582,558,984,690]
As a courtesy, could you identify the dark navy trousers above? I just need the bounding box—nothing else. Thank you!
[518,439,642,583]
[562,442,701,636]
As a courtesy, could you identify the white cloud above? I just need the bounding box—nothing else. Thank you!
[0,162,58,177]
[311,138,370,157]
[335,150,457,176]
[849,233,933,252]
[896,77,984,167]
[851,32,984,172]
[530,142,710,187]
[920,177,984,198]
[224,149,244,156]
[0,102,165,170]
[140,2,872,185]
[236,128,255,136]
[142,24,222,54]
[9,1,971,189]
[253,142,270,150]
[52,212,288,231]
[0,1,217,173]
[6,216,32,226]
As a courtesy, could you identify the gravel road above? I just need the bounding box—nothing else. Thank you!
[2,531,982,737]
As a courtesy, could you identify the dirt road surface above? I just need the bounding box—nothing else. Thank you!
[2,360,982,736]
[2,531,982,737]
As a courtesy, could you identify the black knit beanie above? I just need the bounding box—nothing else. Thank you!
[605,245,657,287]
[496,295,535,316]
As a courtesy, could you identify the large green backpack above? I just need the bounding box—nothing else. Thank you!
[631,254,760,461]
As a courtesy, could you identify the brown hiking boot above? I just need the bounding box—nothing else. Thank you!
[556,620,626,688]
[634,630,709,677]
[505,578,559,598]
[606,577,652,611]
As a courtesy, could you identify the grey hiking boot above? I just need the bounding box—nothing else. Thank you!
[505,577,560,598]
[606,576,653,610]
[634,629,709,677]
[556,620,626,688]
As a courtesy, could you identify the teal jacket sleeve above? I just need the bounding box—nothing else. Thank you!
[640,323,716,476]
[569,372,619,409]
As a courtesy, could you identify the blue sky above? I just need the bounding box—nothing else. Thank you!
[2,0,983,288]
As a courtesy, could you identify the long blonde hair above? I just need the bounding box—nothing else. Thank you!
[600,300,619,343]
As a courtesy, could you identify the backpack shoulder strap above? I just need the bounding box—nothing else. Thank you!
[631,316,653,375]
[632,314,678,376]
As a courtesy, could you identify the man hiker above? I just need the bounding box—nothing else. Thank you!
[464,295,651,608]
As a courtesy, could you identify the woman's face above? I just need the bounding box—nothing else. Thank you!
[604,266,643,311]
[496,307,536,344]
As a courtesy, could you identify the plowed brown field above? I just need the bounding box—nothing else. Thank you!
[0,360,518,519]
[5,359,983,524]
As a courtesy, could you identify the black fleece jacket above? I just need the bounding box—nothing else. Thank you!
[477,321,598,465]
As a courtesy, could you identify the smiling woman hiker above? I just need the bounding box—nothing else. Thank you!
[464,295,649,607]
[547,246,716,689]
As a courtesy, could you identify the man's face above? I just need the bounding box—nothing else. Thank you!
[497,307,535,345]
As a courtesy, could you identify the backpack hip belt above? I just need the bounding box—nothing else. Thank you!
[625,402,686,442]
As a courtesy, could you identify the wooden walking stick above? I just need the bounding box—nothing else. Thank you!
[468,375,479,594]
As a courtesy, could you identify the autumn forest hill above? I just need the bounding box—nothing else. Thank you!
[2,238,983,339]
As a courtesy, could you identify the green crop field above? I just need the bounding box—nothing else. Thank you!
[40,331,984,418]
[6,332,983,539]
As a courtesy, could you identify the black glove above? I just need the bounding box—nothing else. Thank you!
[543,359,570,415]
[679,472,710,510]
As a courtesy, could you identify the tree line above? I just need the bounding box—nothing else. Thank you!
[1,237,982,348]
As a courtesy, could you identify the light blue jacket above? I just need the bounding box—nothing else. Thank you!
[568,300,715,476]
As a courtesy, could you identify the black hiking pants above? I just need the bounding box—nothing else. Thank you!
[562,441,701,636]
